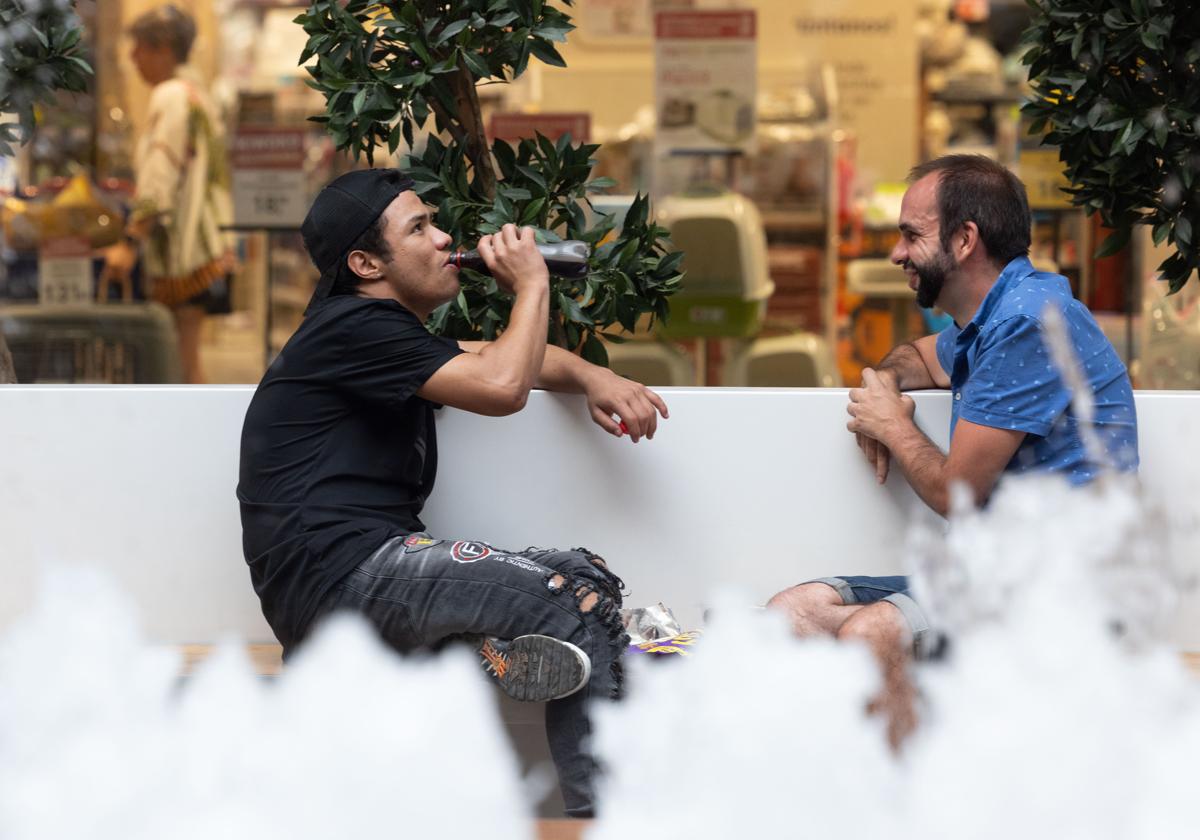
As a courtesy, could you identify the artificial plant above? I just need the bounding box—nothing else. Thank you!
[1021,0,1200,292]
[295,0,683,364]
[0,0,93,383]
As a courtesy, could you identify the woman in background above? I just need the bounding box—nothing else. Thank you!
[102,4,233,384]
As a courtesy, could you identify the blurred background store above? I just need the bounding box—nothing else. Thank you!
[1,0,1190,388]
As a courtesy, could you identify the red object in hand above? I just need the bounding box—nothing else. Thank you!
[619,421,629,435]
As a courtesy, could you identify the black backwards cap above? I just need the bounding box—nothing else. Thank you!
[300,168,415,314]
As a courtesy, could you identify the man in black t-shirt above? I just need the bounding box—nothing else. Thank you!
[238,169,667,817]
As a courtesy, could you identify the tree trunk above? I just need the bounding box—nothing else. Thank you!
[0,330,16,384]
[448,58,496,201]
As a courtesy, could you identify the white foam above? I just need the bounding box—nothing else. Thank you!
[2,475,1198,837]
[588,474,1200,838]
[0,567,532,840]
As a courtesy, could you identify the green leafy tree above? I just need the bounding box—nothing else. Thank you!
[0,0,93,383]
[0,0,93,157]
[1021,0,1200,292]
[295,0,683,364]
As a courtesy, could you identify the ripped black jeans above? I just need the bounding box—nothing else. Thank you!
[308,533,628,818]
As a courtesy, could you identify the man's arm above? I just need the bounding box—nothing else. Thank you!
[879,416,1025,517]
[855,334,951,482]
[418,225,549,415]
[458,340,669,441]
[875,334,951,391]
[848,369,1024,516]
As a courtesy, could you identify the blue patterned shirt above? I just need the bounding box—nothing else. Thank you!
[934,257,1138,484]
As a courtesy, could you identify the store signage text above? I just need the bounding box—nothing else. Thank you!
[38,236,93,306]
[654,10,757,156]
[231,128,308,228]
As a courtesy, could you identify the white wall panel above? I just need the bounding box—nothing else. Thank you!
[1,386,1197,646]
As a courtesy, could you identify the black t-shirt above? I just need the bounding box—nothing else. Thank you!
[237,295,463,648]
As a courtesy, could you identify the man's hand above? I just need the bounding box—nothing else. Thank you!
[847,367,915,480]
[476,224,549,295]
[856,432,891,484]
[583,367,669,442]
[871,366,901,394]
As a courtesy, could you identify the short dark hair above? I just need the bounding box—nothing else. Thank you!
[908,155,1031,267]
[328,213,392,296]
[127,5,196,63]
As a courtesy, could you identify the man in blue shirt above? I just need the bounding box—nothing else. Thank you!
[768,155,1138,743]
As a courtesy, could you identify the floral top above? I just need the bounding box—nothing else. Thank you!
[134,69,233,304]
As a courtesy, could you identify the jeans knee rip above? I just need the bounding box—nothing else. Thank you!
[544,570,628,700]
[570,546,627,602]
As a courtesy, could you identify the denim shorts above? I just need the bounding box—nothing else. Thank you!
[808,575,943,660]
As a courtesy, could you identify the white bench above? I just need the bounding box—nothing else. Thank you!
[5,384,1199,816]
[3,385,1199,646]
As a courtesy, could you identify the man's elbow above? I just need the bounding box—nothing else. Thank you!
[930,476,994,518]
[500,386,529,415]
[477,382,529,416]
[926,489,951,518]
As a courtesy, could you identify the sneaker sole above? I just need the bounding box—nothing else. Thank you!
[495,635,591,702]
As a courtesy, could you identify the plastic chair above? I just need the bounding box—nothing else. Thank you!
[722,332,841,387]
[604,340,696,387]
[654,191,776,340]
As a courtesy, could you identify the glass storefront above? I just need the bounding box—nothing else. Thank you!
[0,0,1183,387]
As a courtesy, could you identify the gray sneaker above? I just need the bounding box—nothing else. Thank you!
[478,634,591,702]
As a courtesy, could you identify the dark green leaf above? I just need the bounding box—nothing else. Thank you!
[1177,215,1193,248]
[437,19,470,44]
[581,334,608,366]
[557,292,592,324]
[529,39,566,68]
[1095,227,1131,259]
[499,186,533,200]
[1101,9,1128,28]
[521,197,547,224]
[517,165,549,192]
[461,49,490,77]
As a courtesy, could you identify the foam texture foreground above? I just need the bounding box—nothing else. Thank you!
[1,474,1197,838]
[0,569,530,840]
[589,474,1200,839]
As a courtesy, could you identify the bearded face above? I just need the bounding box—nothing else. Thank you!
[908,245,957,309]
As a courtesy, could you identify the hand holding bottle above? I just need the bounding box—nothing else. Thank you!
[473,224,549,295]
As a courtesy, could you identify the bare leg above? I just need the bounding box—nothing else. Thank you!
[173,305,206,384]
[766,582,864,637]
[836,602,917,749]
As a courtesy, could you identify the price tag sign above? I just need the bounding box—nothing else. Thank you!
[231,128,308,227]
[38,236,93,306]
[654,10,757,155]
